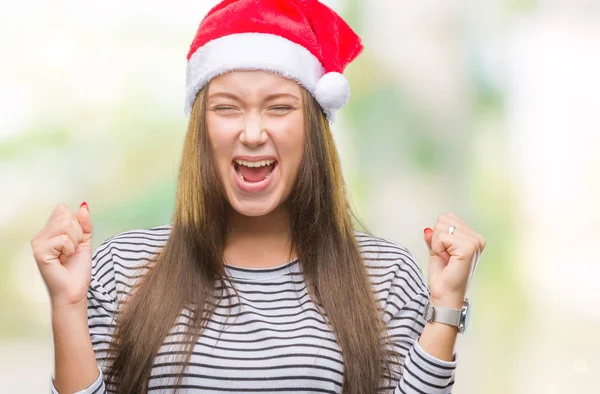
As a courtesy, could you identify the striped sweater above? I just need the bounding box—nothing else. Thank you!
[51,225,457,393]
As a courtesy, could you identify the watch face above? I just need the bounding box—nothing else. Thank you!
[460,299,471,334]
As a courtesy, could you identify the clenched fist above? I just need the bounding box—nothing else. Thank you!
[424,212,485,308]
[31,202,94,308]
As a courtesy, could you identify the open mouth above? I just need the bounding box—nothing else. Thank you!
[233,159,277,183]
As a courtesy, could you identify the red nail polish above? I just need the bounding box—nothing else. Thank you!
[80,202,89,211]
[424,227,433,234]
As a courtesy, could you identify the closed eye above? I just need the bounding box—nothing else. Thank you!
[269,106,293,113]
[213,106,238,111]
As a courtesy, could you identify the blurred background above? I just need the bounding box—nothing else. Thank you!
[1,0,599,392]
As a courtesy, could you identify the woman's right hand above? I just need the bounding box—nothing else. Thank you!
[31,202,94,309]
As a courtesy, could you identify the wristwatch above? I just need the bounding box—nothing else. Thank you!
[423,298,471,334]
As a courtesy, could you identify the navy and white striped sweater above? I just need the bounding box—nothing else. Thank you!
[51,224,457,393]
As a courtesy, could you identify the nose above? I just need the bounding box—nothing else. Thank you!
[239,113,268,147]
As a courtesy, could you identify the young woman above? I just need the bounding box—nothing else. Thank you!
[31,1,485,393]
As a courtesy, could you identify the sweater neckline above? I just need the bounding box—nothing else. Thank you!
[224,258,301,280]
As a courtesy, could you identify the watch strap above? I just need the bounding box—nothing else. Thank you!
[424,302,462,327]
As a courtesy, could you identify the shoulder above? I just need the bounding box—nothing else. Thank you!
[92,223,172,265]
[90,224,172,299]
[354,231,420,274]
[354,231,428,298]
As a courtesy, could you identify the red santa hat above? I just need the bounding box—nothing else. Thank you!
[185,0,363,123]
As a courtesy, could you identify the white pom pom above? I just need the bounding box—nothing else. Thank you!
[314,72,351,110]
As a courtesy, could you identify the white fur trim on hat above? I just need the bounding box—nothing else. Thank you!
[186,33,324,114]
[186,33,350,123]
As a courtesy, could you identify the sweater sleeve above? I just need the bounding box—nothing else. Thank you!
[50,240,117,394]
[380,247,457,393]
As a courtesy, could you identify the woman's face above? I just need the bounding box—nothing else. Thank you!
[206,71,305,217]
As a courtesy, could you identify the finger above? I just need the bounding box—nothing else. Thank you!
[32,204,72,244]
[430,230,452,263]
[58,235,78,265]
[436,220,480,244]
[423,228,434,250]
[75,202,93,237]
[34,234,75,267]
[46,215,81,246]
[46,204,71,226]
[437,212,459,225]
[436,213,478,238]
[445,212,468,226]
[70,215,85,247]
[53,234,76,258]
[433,220,457,237]
[436,231,480,263]
[38,213,83,247]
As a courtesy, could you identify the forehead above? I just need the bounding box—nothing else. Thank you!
[208,70,302,99]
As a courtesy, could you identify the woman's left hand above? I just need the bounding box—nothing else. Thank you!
[424,213,486,308]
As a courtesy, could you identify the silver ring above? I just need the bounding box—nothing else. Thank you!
[448,225,456,235]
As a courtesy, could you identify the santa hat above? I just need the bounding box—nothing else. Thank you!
[185,0,363,123]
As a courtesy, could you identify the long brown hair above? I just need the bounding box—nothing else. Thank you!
[106,83,399,393]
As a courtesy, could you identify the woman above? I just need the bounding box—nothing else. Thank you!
[31,1,485,393]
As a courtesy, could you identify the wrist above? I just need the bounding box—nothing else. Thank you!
[430,294,465,309]
[51,299,88,321]
[424,297,471,335]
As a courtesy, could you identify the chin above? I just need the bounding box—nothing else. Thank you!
[229,199,280,217]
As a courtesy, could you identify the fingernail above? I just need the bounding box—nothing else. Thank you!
[424,227,433,234]
[80,202,89,211]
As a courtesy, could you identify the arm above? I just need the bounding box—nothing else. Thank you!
[50,246,118,394]
[418,301,461,362]
[29,203,107,393]
[392,213,485,393]
[390,291,457,394]
[51,300,103,393]
[50,239,118,394]
[380,260,457,394]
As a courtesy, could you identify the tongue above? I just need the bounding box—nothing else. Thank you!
[238,164,273,183]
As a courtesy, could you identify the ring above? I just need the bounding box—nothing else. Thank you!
[448,225,456,235]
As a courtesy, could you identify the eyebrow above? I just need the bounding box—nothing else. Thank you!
[207,92,300,102]
[263,93,301,102]
[207,92,241,101]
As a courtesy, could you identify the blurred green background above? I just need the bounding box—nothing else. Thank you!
[1,0,599,392]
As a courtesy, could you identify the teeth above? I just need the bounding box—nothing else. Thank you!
[234,159,276,168]
[234,161,276,183]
